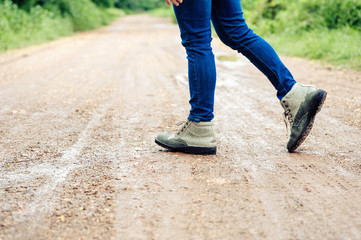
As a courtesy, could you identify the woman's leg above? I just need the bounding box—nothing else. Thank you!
[155,0,217,155]
[210,0,327,153]
[156,0,326,154]
[211,0,296,100]
[173,0,216,122]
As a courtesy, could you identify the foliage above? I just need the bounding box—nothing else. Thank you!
[115,0,164,12]
[5,0,45,11]
[0,0,165,52]
[0,0,73,50]
[0,0,124,51]
[242,0,361,70]
[148,6,177,23]
[44,0,109,31]
[243,0,361,32]
[91,0,115,8]
[0,0,167,52]
[263,27,361,70]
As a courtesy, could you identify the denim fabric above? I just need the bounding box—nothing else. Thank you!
[173,0,296,122]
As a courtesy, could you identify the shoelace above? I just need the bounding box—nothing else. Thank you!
[283,109,293,135]
[176,120,190,135]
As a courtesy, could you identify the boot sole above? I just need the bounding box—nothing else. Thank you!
[155,139,217,155]
[288,89,327,153]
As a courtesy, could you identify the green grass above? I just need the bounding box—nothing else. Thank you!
[4,0,358,71]
[260,27,361,70]
[240,0,361,71]
[148,7,172,17]
[148,6,177,23]
[0,0,125,52]
[0,3,73,51]
[217,55,239,62]
[147,2,361,71]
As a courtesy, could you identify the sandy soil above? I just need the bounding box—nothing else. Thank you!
[0,15,360,240]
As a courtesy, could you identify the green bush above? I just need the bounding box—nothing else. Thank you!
[0,0,73,50]
[91,0,114,8]
[148,6,177,23]
[243,0,361,32]
[43,0,123,30]
[241,0,361,70]
[0,0,124,51]
[42,0,104,31]
[116,0,164,12]
[5,0,45,11]
[315,0,361,31]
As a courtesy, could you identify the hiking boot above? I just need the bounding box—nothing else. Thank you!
[155,120,217,155]
[281,83,327,152]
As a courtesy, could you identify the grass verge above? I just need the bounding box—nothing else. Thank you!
[0,0,125,52]
[148,7,177,23]
[259,27,361,70]
[148,6,361,71]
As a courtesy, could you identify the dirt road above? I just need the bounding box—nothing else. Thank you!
[0,15,360,240]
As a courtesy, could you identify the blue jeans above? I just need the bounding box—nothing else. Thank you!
[173,0,296,122]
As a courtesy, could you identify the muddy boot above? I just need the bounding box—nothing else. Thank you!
[281,83,327,152]
[155,120,217,155]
